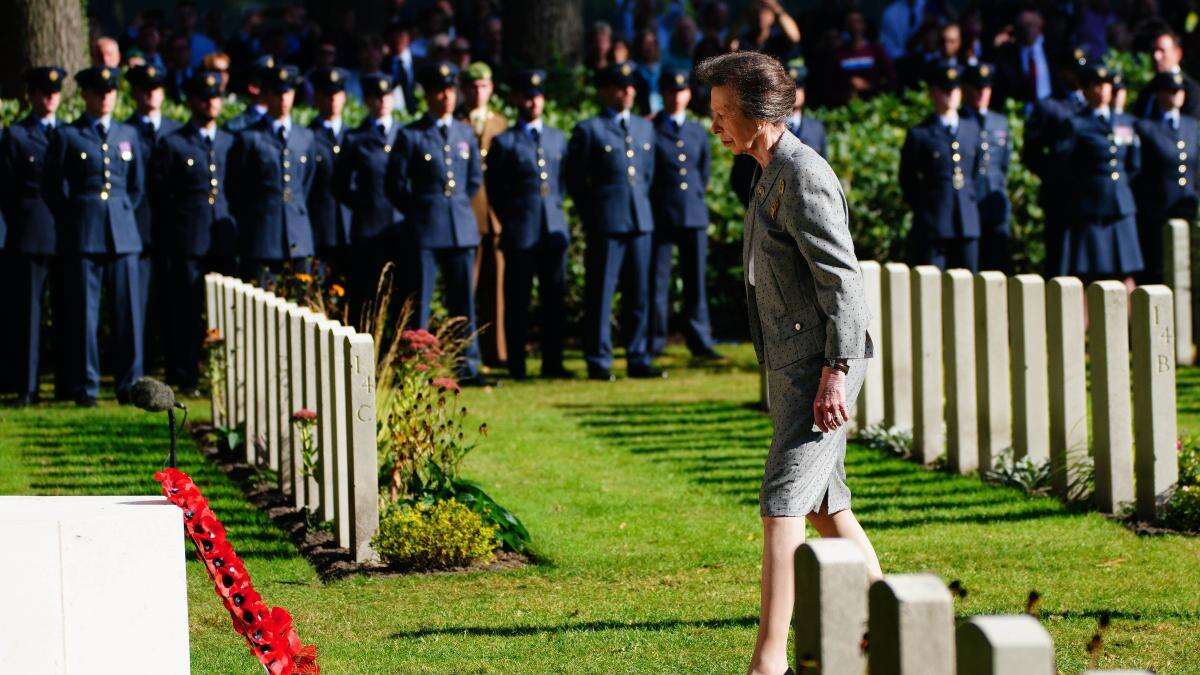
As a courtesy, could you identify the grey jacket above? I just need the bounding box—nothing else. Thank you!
[744,131,872,371]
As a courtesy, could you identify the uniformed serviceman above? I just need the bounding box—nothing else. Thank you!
[224,55,275,134]
[334,72,406,324]
[386,62,491,386]
[962,61,1013,274]
[459,61,509,368]
[648,69,721,361]
[1023,49,1089,276]
[307,66,353,280]
[565,62,663,381]
[227,65,317,286]
[899,61,982,271]
[730,58,826,207]
[0,67,65,406]
[125,64,182,372]
[1056,62,1142,286]
[42,67,145,406]
[485,70,572,380]
[155,70,238,393]
[1133,71,1199,283]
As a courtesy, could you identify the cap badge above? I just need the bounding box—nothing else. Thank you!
[675,73,685,85]
[205,74,216,86]
[531,73,542,85]
[48,70,58,82]
[379,79,389,92]
[947,68,957,80]
[279,68,288,80]
[147,67,156,78]
[979,65,990,77]
[439,64,450,76]
[620,63,632,76]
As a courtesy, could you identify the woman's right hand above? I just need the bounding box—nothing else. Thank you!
[813,366,849,433]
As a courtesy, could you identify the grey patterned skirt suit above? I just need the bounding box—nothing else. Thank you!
[744,132,873,517]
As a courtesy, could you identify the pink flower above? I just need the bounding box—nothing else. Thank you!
[432,377,460,392]
[291,409,317,423]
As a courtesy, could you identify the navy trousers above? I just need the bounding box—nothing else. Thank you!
[414,246,481,378]
[649,227,716,356]
[63,253,143,399]
[166,257,213,390]
[503,234,569,376]
[349,239,404,327]
[584,231,652,372]
[13,255,54,397]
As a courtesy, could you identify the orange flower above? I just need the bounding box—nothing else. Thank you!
[330,283,345,297]
[294,273,313,283]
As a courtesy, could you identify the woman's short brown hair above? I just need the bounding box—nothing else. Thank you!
[695,51,794,123]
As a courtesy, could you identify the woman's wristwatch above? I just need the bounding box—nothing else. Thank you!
[823,358,850,374]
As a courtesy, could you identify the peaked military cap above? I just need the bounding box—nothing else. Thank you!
[786,59,808,86]
[262,64,302,93]
[310,67,348,94]
[596,61,636,88]
[660,68,691,91]
[25,66,66,93]
[963,62,994,88]
[512,69,546,96]
[184,70,223,98]
[361,72,394,99]
[926,61,962,90]
[464,61,493,83]
[126,64,166,90]
[75,66,120,92]
[420,61,459,90]
[1078,61,1116,86]
[1150,70,1187,92]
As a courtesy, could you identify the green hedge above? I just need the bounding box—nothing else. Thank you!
[5,55,1151,340]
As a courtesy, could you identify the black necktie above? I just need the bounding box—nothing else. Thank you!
[96,122,108,140]
[439,124,449,142]
[202,132,213,149]
[619,116,628,132]
[530,127,541,144]
[277,125,288,143]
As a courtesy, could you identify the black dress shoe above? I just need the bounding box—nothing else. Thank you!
[691,347,727,362]
[541,366,577,380]
[508,368,528,381]
[460,374,499,388]
[587,367,615,382]
[628,364,668,379]
[116,389,131,405]
[12,394,33,408]
[76,396,98,408]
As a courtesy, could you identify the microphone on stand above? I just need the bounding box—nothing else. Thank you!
[130,378,188,469]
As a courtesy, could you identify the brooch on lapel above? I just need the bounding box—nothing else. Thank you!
[769,180,784,220]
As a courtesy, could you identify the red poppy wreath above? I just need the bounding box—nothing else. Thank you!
[155,468,319,674]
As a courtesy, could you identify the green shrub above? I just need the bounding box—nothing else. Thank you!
[1164,484,1200,531]
[372,498,497,571]
[855,425,914,459]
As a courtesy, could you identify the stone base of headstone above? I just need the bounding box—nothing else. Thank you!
[955,615,1054,675]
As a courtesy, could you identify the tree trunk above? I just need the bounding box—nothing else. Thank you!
[501,0,583,72]
[0,0,88,99]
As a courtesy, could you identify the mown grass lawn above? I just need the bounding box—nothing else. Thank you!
[1,343,1199,673]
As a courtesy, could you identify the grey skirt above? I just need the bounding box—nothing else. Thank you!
[760,355,867,517]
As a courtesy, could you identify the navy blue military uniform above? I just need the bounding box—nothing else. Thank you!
[155,71,238,389]
[307,67,353,280]
[335,74,406,320]
[0,67,65,403]
[485,70,571,379]
[648,70,718,359]
[963,63,1013,274]
[385,62,484,379]
[125,65,183,374]
[224,55,276,134]
[42,67,145,403]
[227,66,316,285]
[565,63,658,378]
[730,61,825,207]
[1134,72,1199,282]
[900,63,982,271]
[1056,64,1143,277]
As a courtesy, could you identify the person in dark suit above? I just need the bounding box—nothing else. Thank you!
[648,69,721,362]
[335,73,405,324]
[42,67,145,406]
[1056,62,1143,286]
[991,8,1068,108]
[485,70,572,381]
[1134,71,1200,283]
[1023,51,1089,276]
[155,71,238,392]
[385,62,490,386]
[384,23,419,115]
[962,62,1013,274]
[1132,29,1200,120]
[0,67,65,406]
[227,65,316,286]
[565,62,663,381]
[125,64,182,375]
[307,67,352,282]
[899,61,981,271]
[224,55,275,134]
[730,59,825,207]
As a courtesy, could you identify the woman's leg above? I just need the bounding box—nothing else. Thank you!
[749,515,806,675]
[805,495,883,581]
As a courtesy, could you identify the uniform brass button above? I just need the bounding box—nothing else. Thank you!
[679,168,687,176]
[210,178,219,186]
[283,160,290,168]
[187,158,194,166]
[283,149,290,155]
[1111,172,1120,180]
[444,157,452,165]
[480,148,488,157]
[424,153,432,161]
[952,153,961,162]
[1179,140,1187,149]
[447,171,454,178]
[1181,153,1189,161]
[100,191,108,200]
[1109,159,1118,166]
[443,145,451,152]
[540,171,548,179]
[626,149,634,158]
[537,158,546,167]
[384,145,391,153]
[333,145,341,154]
[300,155,307,163]
[627,166,636,176]
[951,141,960,149]
[1181,177,1189,186]
[209,164,217,171]
[80,152,88,160]
[101,144,108,151]
[208,196,216,204]
[678,153,687,162]
[625,136,632,144]
[104,182,111,190]
[104,170,110,177]
[793,323,802,331]
[643,142,651,151]
[283,174,291,182]
[676,140,684,148]
[1181,165,1189,173]
[447,179,456,188]
[680,182,688,190]
[1109,146,1117,153]
[981,142,989,150]
[604,145,612,153]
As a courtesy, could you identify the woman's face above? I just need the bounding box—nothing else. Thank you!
[709,85,759,154]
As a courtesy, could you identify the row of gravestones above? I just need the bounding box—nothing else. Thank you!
[203,273,379,563]
[760,221,1186,521]
[795,538,1149,675]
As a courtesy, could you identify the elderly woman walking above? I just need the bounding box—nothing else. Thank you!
[695,52,884,675]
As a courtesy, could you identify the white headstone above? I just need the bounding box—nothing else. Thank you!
[345,333,380,563]
[1009,275,1049,461]
[856,261,885,431]
[912,266,943,465]
[316,318,340,522]
[793,539,869,674]
[975,271,1011,472]
[288,307,311,508]
[1131,286,1179,521]
[868,574,954,675]
[222,279,239,429]
[943,269,977,474]
[205,274,221,426]
[1047,277,1087,498]
[1164,219,1194,364]
[955,615,1054,675]
[274,300,293,495]
[264,296,282,471]
[331,325,355,548]
[302,312,324,512]
[240,285,256,462]
[882,262,914,430]
[1088,281,1135,514]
